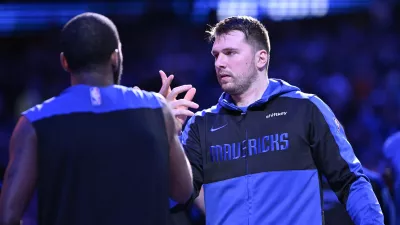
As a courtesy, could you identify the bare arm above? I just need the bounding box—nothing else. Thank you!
[194,186,205,214]
[157,94,193,204]
[0,116,38,225]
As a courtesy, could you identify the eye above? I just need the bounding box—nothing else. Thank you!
[225,51,235,56]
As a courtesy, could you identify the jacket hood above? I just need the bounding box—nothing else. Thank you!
[218,78,300,111]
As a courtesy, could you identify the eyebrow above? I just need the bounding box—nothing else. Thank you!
[211,47,239,56]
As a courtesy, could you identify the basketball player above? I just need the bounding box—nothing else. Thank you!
[0,12,193,225]
[158,16,384,225]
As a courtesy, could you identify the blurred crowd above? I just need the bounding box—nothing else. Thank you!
[0,0,399,188]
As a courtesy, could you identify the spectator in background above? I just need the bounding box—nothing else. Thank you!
[383,131,400,224]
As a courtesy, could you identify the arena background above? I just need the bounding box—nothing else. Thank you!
[0,0,398,221]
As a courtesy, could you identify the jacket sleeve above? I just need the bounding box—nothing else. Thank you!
[309,95,384,225]
[180,115,203,200]
[169,115,203,209]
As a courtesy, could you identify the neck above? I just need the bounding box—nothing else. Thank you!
[231,74,269,107]
[70,71,114,87]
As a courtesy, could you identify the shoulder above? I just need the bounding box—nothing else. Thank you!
[279,90,315,100]
[11,116,37,147]
[116,85,162,109]
[22,96,64,123]
[281,91,336,115]
[279,90,329,108]
[279,90,337,118]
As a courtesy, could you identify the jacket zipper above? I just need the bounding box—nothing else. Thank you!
[241,110,251,225]
[221,99,252,224]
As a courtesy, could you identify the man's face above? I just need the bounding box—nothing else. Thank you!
[211,30,258,95]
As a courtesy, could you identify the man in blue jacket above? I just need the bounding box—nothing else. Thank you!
[162,16,384,225]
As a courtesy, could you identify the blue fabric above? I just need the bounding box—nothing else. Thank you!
[183,78,383,225]
[218,78,300,111]
[383,132,400,174]
[383,132,400,224]
[22,84,161,122]
[19,84,164,225]
[181,104,222,145]
[204,170,322,225]
[309,96,384,224]
[238,106,247,112]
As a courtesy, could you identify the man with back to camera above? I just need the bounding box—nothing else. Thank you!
[159,16,384,225]
[0,12,195,225]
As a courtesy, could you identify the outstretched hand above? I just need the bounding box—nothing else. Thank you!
[133,70,199,134]
[158,70,199,133]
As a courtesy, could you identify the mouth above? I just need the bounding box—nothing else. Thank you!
[218,74,231,79]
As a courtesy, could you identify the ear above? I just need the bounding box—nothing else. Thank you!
[60,52,70,72]
[110,49,119,68]
[255,50,269,70]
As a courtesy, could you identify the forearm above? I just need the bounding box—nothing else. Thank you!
[346,177,384,225]
[193,186,205,214]
[169,135,193,204]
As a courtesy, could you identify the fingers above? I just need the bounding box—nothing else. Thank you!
[158,70,173,97]
[172,109,195,118]
[133,86,141,90]
[183,88,196,102]
[159,70,168,84]
[169,99,199,110]
[167,85,193,101]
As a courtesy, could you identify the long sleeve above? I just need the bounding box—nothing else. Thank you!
[180,115,203,200]
[309,95,384,225]
[169,115,203,210]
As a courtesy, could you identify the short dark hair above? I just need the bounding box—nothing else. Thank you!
[61,12,120,73]
[206,16,270,54]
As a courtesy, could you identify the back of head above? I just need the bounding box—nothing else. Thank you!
[207,16,270,54]
[61,12,120,74]
[383,131,400,172]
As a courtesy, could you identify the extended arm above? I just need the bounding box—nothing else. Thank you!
[309,96,384,225]
[158,94,193,204]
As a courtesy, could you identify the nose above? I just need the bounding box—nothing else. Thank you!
[215,54,227,69]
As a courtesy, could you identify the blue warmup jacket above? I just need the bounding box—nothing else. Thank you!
[181,79,384,225]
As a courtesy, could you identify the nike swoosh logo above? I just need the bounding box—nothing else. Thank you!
[210,124,227,132]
